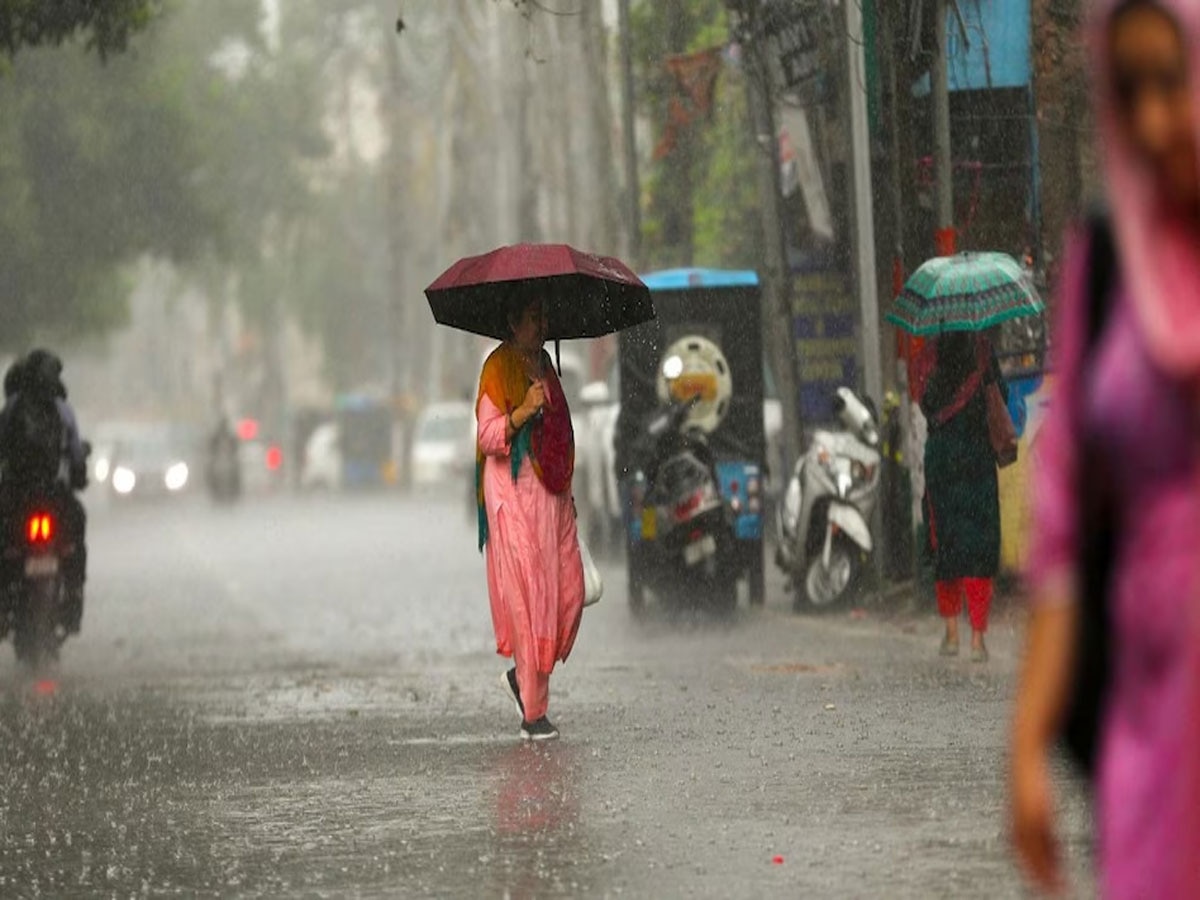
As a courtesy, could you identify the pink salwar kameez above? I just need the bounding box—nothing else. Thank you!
[477,394,584,722]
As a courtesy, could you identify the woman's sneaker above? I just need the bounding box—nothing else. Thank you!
[520,717,559,742]
[499,668,524,719]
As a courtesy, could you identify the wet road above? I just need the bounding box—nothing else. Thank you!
[0,493,1093,898]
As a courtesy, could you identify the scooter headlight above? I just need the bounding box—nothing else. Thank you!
[850,460,876,487]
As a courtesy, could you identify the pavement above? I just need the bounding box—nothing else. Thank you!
[0,491,1095,898]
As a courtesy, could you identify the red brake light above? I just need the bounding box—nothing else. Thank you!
[265,445,284,471]
[237,418,259,441]
[674,492,703,521]
[27,514,53,544]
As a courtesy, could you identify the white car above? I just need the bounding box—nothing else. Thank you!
[413,401,475,488]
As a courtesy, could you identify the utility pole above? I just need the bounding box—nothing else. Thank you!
[617,0,641,267]
[742,20,802,474]
[845,0,881,409]
[932,0,955,255]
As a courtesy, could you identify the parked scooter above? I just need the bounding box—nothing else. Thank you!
[627,390,737,613]
[776,388,881,610]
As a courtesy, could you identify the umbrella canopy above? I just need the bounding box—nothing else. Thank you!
[886,252,1045,337]
[424,243,655,342]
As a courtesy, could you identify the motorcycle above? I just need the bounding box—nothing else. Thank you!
[207,439,242,503]
[626,394,738,612]
[1,498,76,668]
[776,388,881,610]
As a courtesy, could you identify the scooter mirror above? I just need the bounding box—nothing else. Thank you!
[834,387,880,447]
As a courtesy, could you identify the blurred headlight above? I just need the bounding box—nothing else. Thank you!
[112,467,136,495]
[94,457,111,484]
[165,462,189,492]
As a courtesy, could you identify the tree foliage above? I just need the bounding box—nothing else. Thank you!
[0,0,337,350]
[0,0,159,59]
[632,0,758,270]
[0,22,218,346]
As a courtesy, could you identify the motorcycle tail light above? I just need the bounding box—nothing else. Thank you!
[674,492,703,521]
[27,514,53,544]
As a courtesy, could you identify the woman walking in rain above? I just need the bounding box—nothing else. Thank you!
[476,295,584,742]
[920,332,1006,663]
[1012,1,1200,895]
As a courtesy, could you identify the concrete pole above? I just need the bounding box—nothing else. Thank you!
[617,0,641,268]
[932,0,955,254]
[845,0,882,409]
[845,0,885,588]
[744,41,802,475]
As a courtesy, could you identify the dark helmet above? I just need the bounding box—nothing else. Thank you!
[3,359,24,399]
[23,349,66,399]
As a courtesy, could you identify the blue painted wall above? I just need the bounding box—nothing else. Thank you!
[915,0,1031,94]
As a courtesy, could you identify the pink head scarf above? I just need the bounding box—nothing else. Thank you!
[1091,0,1200,379]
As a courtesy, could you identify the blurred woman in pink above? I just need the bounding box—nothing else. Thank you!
[475,296,584,742]
[1011,1,1200,895]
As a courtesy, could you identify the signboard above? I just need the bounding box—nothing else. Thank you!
[756,0,827,92]
[778,105,833,240]
[792,270,858,425]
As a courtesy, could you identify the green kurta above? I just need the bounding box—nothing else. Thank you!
[921,351,1003,582]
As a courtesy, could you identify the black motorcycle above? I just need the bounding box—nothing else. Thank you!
[1,494,77,668]
[626,396,737,613]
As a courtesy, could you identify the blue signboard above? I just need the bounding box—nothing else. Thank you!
[914,0,1031,94]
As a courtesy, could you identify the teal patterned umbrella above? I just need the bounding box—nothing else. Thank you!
[886,252,1044,336]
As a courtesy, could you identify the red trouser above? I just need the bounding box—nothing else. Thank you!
[936,578,994,632]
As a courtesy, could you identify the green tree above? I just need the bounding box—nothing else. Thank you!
[0,21,219,347]
[633,0,758,270]
[0,0,158,59]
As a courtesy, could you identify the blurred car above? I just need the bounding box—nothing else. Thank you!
[106,425,194,500]
[412,401,474,488]
[300,422,342,491]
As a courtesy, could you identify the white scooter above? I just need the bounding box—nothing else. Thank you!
[776,388,881,610]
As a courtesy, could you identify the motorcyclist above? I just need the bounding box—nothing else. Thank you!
[0,350,88,632]
[206,415,241,499]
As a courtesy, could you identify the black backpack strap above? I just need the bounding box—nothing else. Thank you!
[1062,212,1119,778]
[1085,213,1116,351]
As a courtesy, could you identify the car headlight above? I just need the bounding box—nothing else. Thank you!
[94,457,111,483]
[112,467,136,495]
[165,462,189,492]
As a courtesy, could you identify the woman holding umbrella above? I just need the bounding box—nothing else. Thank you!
[889,253,1040,663]
[427,242,655,741]
[919,332,1007,662]
[475,295,582,741]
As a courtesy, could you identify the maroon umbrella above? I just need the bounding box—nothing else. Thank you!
[424,243,655,342]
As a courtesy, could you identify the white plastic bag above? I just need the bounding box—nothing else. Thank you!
[579,535,603,607]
